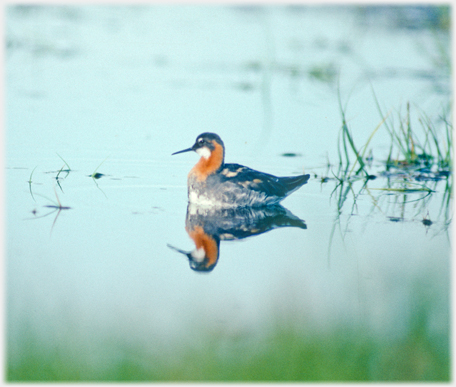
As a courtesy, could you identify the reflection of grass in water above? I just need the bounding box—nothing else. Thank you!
[8,300,449,381]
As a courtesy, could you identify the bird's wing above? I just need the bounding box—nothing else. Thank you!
[219,163,292,198]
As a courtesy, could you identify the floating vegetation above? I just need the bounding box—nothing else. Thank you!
[370,184,434,194]
[281,152,302,157]
[89,156,109,198]
[26,155,111,220]
[308,62,337,84]
[89,156,109,179]
[422,212,433,228]
[91,172,104,179]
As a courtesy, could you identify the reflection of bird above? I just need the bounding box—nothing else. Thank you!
[168,203,307,272]
[172,133,310,207]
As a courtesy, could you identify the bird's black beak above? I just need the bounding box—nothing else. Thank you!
[171,146,194,156]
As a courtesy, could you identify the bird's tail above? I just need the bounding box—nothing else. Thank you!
[281,174,310,194]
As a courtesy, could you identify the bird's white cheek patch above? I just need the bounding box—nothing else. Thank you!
[196,147,211,159]
[191,247,206,262]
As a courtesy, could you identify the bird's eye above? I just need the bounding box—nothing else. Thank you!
[198,138,204,144]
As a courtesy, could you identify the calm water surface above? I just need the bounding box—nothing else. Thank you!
[6,5,451,381]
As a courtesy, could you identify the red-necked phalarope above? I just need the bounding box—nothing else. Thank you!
[172,132,310,207]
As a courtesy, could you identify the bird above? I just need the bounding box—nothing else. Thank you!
[172,132,310,208]
[168,203,307,272]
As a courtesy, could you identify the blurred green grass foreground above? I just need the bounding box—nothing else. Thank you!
[8,303,449,382]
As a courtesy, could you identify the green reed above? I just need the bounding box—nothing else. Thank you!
[336,87,367,179]
[372,94,452,173]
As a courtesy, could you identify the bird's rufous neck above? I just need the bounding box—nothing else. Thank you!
[187,226,218,268]
[189,141,224,181]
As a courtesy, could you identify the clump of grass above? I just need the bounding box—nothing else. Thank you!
[334,85,452,183]
[335,85,452,182]
[372,93,452,174]
[327,89,452,231]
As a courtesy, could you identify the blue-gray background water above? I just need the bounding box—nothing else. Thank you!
[6,4,451,381]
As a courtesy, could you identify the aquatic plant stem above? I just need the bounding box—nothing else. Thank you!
[56,153,71,171]
[28,166,38,201]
